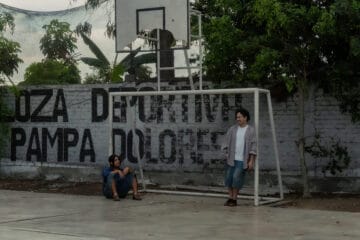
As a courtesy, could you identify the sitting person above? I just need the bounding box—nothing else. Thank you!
[102,154,142,201]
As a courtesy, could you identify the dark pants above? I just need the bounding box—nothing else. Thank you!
[103,172,133,198]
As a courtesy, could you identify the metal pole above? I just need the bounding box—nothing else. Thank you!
[146,189,281,204]
[126,97,146,190]
[267,92,284,199]
[159,66,200,70]
[110,88,269,97]
[183,49,194,90]
[108,93,113,156]
[254,89,260,206]
[198,13,203,90]
[156,28,161,91]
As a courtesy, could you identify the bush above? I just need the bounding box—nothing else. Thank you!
[21,60,81,85]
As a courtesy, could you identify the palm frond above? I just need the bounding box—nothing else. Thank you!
[119,47,141,67]
[80,57,108,68]
[111,64,125,83]
[132,53,157,66]
[80,32,110,66]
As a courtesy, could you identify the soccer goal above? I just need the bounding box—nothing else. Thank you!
[108,88,283,206]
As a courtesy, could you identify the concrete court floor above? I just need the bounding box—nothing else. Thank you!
[0,190,359,240]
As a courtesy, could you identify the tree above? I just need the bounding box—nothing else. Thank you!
[40,19,78,63]
[78,30,155,83]
[0,12,22,156]
[20,19,81,85]
[21,60,81,85]
[315,0,360,122]
[194,0,359,197]
[82,0,116,38]
[78,30,122,83]
[0,12,22,85]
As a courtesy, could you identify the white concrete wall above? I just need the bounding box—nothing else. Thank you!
[1,83,359,189]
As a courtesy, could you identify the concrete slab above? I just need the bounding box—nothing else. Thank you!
[0,190,359,240]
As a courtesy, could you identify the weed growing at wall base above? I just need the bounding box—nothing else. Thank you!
[305,133,351,176]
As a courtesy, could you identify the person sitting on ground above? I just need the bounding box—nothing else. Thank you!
[102,154,142,201]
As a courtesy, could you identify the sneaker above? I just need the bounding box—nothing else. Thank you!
[224,198,232,206]
[113,194,120,201]
[132,194,142,200]
[225,199,237,207]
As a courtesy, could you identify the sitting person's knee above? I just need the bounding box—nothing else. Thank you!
[123,167,133,175]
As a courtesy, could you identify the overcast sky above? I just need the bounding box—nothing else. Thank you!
[0,0,86,11]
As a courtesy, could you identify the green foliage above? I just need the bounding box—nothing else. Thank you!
[110,64,125,83]
[83,0,116,38]
[0,12,22,157]
[40,19,78,63]
[315,0,360,122]
[78,31,122,83]
[195,0,359,196]
[194,0,360,121]
[0,37,22,81]
[0,12,15,33]
[119,47,155,79]
[80,32,109,67]
[21,60,81,85]
[19,19,82,85]
[203,16,244,83]
[251,0,329,91]
[0,88,11,157]
[78,30,154,83]
[0,13,22,82]
[74,21,92,36]
[194,0,248,83]
[83,73,102,84]
[305,133,351,176]
[85,0,102,10]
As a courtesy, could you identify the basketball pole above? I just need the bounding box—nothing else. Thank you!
[198,12,203,90]
[156,28,161,91]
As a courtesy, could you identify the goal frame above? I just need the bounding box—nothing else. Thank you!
[108,88,284,206]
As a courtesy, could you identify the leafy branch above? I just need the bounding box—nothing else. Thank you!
[305,133,351,176]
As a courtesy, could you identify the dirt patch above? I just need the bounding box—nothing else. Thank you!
[0,179,102,196]
[0,179,359,212]
[277,193,360,212]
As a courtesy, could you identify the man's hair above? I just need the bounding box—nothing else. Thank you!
[108,154,120,167]
[235,108,250,122]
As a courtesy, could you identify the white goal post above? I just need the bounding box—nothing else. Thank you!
[108,88,283,206]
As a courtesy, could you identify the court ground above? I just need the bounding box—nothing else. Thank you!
[1,179,360,212]
[0,189,359,240]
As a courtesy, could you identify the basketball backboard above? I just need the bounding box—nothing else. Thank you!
[115,0,190,52]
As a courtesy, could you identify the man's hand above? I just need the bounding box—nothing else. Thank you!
[117,169,125,178]
[248,160,254,171]
[118,167,132,178]
[247,155,256,171]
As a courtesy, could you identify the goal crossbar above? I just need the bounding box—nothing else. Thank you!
[108,88,284,206]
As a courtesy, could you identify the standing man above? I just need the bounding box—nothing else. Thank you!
[222,108,257,206]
